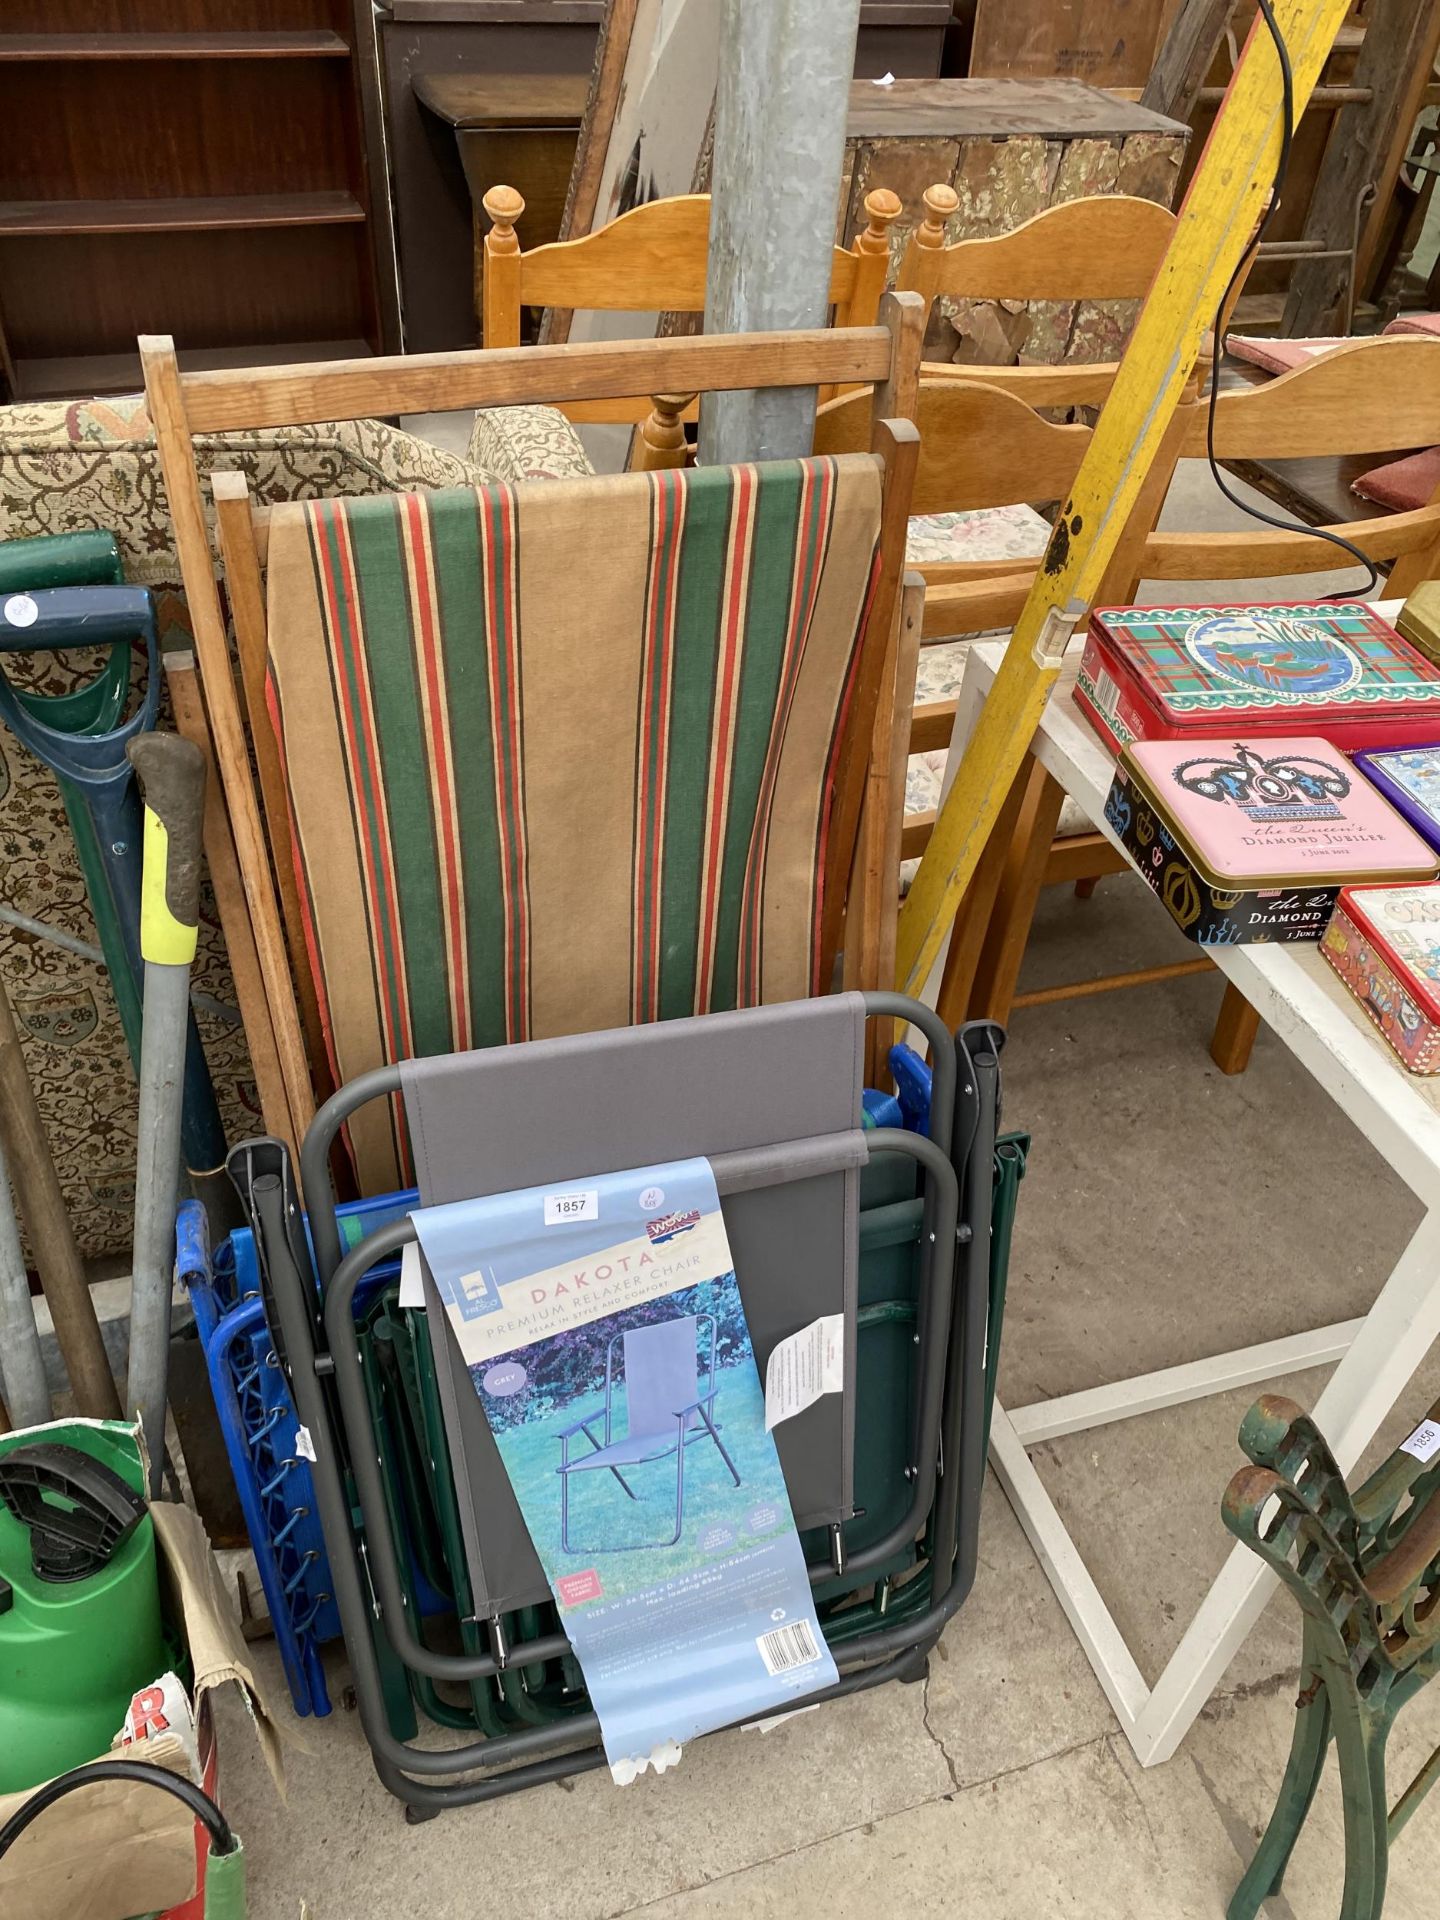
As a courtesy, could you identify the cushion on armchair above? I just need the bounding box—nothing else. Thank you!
[0,393,585,645]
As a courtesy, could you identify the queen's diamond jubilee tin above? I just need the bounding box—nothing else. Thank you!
[1102,735,1439,945]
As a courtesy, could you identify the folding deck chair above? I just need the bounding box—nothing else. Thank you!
[224,990,1005,1817]
[141,300,924,1174]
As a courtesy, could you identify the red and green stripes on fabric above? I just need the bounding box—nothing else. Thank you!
[475,484,530,1043]
[735,456,839,1005]
[306,497,417,1070]
[630,458,846,1023]
[631,465,687,1023]
[303,487,532,1072]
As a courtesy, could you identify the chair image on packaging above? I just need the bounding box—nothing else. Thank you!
[216,990,1009,1817]
[557,1315,739,1553]
[1223,1393,1440,1920]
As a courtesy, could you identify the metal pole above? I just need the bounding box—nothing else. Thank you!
[0,1140,50,1429]
[125,734,208,1489]
[699,0,863,466]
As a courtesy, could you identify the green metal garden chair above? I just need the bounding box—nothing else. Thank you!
[1223,1392,1440,1920]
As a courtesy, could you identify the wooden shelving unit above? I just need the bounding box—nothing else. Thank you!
[0,3,395,402]
[0,31,352,59]
[0,193,366,237]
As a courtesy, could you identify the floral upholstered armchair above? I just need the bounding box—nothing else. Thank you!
[0,394,590,1257]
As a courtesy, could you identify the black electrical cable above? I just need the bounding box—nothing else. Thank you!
[1204,0,1381,599]
[0,1759,237,1863]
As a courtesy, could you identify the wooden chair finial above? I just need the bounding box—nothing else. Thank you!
[483,185,525,252]
[918,183,959,250]
[857,187,903,255]
[634,393,696,472]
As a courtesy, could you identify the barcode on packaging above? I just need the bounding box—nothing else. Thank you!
[1092,668,1121,719]
[756,1618,824,1676]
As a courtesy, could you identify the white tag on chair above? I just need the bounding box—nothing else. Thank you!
[764,1315,844,1431]
[1400,1416,1440,1464]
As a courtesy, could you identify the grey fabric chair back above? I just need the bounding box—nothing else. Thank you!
[622,1316,700,1440]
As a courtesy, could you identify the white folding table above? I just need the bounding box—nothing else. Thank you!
[948,624,1440,1767]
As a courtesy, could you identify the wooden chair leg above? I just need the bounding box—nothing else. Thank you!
[1074,875,1100,900]
[934,754,1031,1033]
[1211,982,1261,1075]
[964,758,1067,1025]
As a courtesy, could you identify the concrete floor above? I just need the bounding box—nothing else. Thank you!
[211,458,1440,1914]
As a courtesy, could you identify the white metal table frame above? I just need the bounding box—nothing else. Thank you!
[946,625,1440,1768]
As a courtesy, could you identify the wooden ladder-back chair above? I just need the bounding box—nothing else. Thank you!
[898,189,1179,405]
[480,185,902,440]
[813,376,1191,887]
[141,299,923,1174]
[963,333,1440,1073]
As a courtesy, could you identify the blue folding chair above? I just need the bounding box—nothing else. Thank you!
[556,1314,741,1551]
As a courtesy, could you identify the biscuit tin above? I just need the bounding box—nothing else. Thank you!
[1074,602,1440,758]
[1322,883,1440,1073]
[1102,735,1439,944]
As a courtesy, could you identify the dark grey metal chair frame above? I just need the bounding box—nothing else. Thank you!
[239,992,1000,1818]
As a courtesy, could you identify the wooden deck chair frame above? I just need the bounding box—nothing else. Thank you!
[140,296,924,1159]
[481,184,902,433]
[960,334,1440,1069]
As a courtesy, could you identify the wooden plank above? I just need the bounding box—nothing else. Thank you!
[1141,0,1244,121]
[140,336,317,1142]
[176,326,895,433]
[1012,957,1213,1009]
[900,809,937,862]
[845,76,1188,139]
[896,0,1358,1001]
[389,1,605,17]
[1355,7,1440,293]
[969,0,1176,93]
[165,651,298,1159]
[1286,0,1440,334]
[211,472,332,1104]
[820,404,923,978]
[411,71,591,128]
[1043,832,1128,886]
[0,192,365,238]
[849,572,923,1090]
[542,0,641,348]
[0,32,351,60]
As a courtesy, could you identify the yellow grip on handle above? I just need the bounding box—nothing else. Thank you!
[141,807,200,966]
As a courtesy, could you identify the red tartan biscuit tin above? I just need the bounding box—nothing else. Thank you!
[1072,601,1440,758]
[1321,883,1440,1073]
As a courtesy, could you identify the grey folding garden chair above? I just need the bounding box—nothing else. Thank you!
[229,991,1008,1820]
[557,1313,740,1552]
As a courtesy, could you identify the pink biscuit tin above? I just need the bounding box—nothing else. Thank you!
[1322,884,1440,1073]
[1103,736,1439,944]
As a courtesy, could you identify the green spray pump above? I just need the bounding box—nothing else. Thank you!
[0,1430,167,1795]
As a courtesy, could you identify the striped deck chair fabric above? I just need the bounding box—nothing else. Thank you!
[265,457,884,1190]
